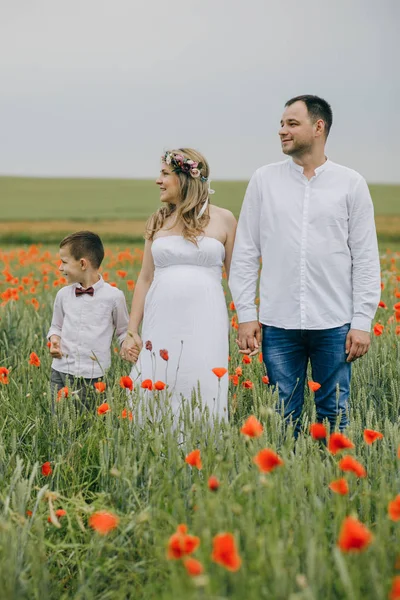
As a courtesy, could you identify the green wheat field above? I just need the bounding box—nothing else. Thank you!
[0,177,400,599]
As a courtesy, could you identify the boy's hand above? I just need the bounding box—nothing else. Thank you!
[121,332,142,363]
[49,335,62,359]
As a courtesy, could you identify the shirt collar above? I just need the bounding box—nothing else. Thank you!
[74,275,104,291]
[289,157,330,176]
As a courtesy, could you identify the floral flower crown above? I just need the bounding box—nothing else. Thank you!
[162,151,208,182]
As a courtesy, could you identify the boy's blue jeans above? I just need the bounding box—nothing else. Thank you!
[261,324,351,435]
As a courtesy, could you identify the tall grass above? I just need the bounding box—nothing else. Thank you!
[0,245,399,599]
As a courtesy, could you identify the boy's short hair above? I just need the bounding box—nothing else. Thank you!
[60,231,105,268]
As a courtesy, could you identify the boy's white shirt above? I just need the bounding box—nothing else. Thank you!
[47,276,129,378]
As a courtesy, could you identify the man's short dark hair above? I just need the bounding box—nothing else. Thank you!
[285,95,333,137]
[60,231,104,268]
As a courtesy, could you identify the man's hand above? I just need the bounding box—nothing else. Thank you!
[120,331,142,363]
[345,329,371,362]
[236,321,262,356]
[49,335,62,359]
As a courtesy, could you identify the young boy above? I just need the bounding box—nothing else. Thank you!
[48,231,129,408]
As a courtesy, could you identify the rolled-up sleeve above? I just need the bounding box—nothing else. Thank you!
[47,291,64,339]
[348,177,381,331]
[228,172,262,323]
[113,290,129,345]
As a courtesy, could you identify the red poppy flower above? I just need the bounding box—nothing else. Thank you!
[159,349,169,361]
[120,376,133,390]
[31,298,40,311]
[154,380,166,391]
[240,415,263,438]
[310,423,327,440]
[328,432,354,455]
[208,475,220,491]
[185,449,202,470]
[29,352,41,367]
[262,375,269,384]
[57,386,69,401]
[388,495,400,521]
[141,379,153,391]
[167,524,200,559]
[258,352,263,363]
[242,355,251,364]
[389,576,400,600]
[48,509,67,523]
[242,380,254,389]
[212,367,228,379]
[26,510,33,517]
[235,367,242,376]
[41,461,52,476]
[89,511,119,535]
[229,301,235,311]
[337,516,373,552]
[97,402,110,415]
[329,478,349,495]
[373,323,384,336]
[378,300,387,308]
[253,448,284,473]
[308,380,321,392]
[121,408,133,421]
[211,533,242,571]
[339,455,366,478]
[116,270,127,278]
[363,429,383,444]
[183,557,204,577]
[0,366,9,385]
[230,374,239,386]
[94,381,106,393]
[145,340,153,351]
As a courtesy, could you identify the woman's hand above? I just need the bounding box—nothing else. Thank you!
[120,332,142,363]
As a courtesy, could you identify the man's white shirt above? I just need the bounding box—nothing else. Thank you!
[48,276,129,378]
[229,158,381,332]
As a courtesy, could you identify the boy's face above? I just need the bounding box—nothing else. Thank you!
[58,245,84,284]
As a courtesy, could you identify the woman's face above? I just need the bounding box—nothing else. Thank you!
[156,162,181,204]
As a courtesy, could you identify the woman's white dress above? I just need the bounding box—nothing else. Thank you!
[130,235,229,421]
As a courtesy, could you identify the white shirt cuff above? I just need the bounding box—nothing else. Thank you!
[237,308,259,324]
[47,328,61,339]
[350,315,372,332]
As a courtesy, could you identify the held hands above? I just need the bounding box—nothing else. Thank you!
[345,329,371,362]
[120,331,142,363]
[49,335,62,359]
[236,321,262,356]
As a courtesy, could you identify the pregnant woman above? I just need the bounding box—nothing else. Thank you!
[121,148,236,422]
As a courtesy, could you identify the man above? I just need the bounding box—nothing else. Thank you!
[229,95,380,434]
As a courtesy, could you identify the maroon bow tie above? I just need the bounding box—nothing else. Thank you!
[75,286,94,297]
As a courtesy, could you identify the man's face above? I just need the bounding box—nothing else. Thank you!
[58,245,83,284]
[279,101,316,157]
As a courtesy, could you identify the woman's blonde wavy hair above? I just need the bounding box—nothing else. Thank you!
[145,148,211,245]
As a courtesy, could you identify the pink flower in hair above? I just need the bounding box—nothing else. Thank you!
[191,168,200,178]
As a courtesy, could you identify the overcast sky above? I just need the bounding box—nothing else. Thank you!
[0,0,398,182]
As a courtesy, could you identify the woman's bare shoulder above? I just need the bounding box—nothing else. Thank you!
[209,204,237,224]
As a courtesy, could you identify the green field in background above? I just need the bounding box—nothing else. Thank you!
[0,176,399,220]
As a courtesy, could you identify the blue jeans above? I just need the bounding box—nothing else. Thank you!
[261,324,351,435]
